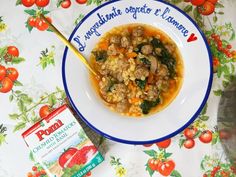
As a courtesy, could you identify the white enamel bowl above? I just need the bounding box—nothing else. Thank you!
[62,0,213,144]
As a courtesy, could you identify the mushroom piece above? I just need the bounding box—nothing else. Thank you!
[148,55,158,73]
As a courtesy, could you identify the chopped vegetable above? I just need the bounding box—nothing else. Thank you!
[134,43,147,52]
[151,38,164,48]
[140,58,151,66]
[92,50,107,62]
[147,73,154,84]
[135,79,147,89]
[129,97,141,104]
[128,82,135,91]
[107,79,117,92]
[151,38,176,78]
[140,98,160,114]
[149,56,158,73]
[126,52,138,59]
[99,41,109,50]
[160,55,176,78]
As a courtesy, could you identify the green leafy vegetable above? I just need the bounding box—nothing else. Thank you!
[140,58,151,66]
[140,98,160,114]
[135,79,147,90]
[107,79,117,92]
[151,38,164,48]
[151,38,176,78]
[134,43,147,53]
[92,50,107,62]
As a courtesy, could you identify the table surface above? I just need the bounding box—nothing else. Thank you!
[0,0,236,177]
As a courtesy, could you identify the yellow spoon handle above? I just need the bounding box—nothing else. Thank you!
[40,14,97,76]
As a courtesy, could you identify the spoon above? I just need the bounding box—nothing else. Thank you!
[40,14,98,77]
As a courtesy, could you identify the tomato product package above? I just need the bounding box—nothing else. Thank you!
[22,105,104,177]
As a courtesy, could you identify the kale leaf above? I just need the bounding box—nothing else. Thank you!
[92,50,107,62]
[107,79,117,92]
[151,37,164,48]
[140,98,160,114]
[140,58,151,66]
[151,38,176,78]
[134,43,148,53]
[135,79,147,90]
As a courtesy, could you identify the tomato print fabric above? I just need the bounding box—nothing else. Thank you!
[0,0,236,177]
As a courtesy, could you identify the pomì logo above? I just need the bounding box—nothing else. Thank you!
[35,119,64,141]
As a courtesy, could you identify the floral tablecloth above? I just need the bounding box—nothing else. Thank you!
[1,0,236,177]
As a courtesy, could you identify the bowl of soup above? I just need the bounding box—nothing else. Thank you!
[90,23,184,117]
[62,0,213,144]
